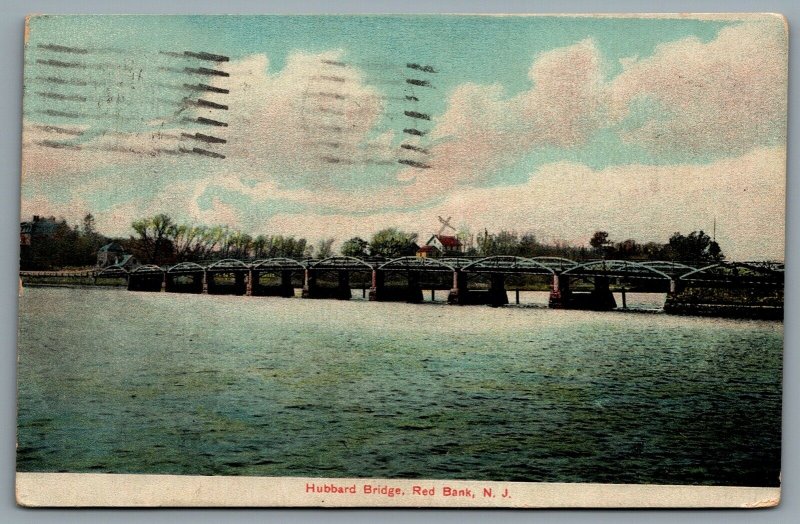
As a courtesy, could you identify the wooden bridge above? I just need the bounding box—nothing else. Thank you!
[89,256,784,316]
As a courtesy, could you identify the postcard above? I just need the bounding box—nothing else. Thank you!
[16,13,786,507]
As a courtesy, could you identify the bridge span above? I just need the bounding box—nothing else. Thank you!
[91,256,783,317]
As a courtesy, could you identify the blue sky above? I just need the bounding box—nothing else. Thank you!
[21,14,787,259]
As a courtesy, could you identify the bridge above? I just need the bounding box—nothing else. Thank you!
[88,255,783,317]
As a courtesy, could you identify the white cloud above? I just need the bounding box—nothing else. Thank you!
[402,39,606,193]
[207,51,388,183]
[262,147,785,261]
[609,20,788,156]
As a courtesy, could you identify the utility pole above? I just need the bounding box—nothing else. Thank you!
[713,217,716,242]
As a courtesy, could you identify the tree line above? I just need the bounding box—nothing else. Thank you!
[129,214,312,264]
[342,228,725,263]
[20,211,726,270]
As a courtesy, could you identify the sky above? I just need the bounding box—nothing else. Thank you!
[20,14,787,260]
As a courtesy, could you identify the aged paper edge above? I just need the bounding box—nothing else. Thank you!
[16,473,780,508]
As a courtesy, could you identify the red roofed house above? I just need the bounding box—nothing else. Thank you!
[423,234,463,256]
[416,244,440,258]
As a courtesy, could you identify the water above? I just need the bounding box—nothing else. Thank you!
[17,287,782,486]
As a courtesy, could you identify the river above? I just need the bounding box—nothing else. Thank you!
[17,286,782,486]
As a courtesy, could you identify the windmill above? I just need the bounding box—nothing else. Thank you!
[437,215,456,236]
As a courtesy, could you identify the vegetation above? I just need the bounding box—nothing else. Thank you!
[20,214,107,270]
[20,210,727,270]
[127,215,311,265]
[340,237,369,258]
[468,229,724,263]
[367,228,419,258]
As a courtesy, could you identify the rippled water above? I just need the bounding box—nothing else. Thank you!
[17,287,782,486]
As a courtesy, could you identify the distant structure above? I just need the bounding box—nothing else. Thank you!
[423,234,463,256]
[416,244,440,258]
[20,215,57,247]
[416,216,464,257]
[97,242,139,270]
[97,242,125,267]
[20,215,59,269]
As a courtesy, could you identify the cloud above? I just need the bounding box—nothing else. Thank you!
[401,39,606,193]
[609,20,788,156]
[398,20,787,198]
[261,147,785,261]
[208,51,389,185]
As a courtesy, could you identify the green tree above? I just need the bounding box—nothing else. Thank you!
[340,237,369,257]
[369,228,418,258]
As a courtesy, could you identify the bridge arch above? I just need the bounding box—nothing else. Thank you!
[462,256,555,274]
[303,256,373,300]
[130,264,165,274]
[164,262,205,293]
[207,258,250,271]
[638,260,696,277]
[249,258,303,297]
[310,256,375,271]
[127,264,165,292]
[439,257,474,269]
[530,256,578,272]
[167,262,205,274]
[679,262,785,284]
[561,260,672,281]
[96,266,129,278]
[378,256,455,272]
[252,257,306,271]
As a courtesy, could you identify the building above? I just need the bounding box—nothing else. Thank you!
[110,254,141,271]
[424,234,463,256]
[20,215,58,246]
[416,245,441,258]
[97,242,127,268]
[19,216,59,269]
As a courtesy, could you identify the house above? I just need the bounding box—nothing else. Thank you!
[425,234,463,255]
[97,242,127,268]
[112,254,140,271]
[20,215,58,247]
[20,215,59,269]
[416,245,440,258]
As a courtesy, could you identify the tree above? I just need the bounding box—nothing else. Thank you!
[82,213,97,237]
[369,228,418,258]
[131,214,175,264]
[666,231,724,262]
[615,239,639,260]
[589,231,611,256]
[708,240,724,261]
[315,237,336,259]
[518,233,540,257]
[341,237,369,257]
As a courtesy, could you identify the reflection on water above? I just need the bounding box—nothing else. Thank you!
[17,287,782,486]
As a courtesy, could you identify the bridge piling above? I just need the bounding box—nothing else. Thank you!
[488,273,509,307]
[368,269,383,301]
[301,269,315,298]
[406,271,423,303]
[549,274,569,308]
[447,270,468,305]
[337,270,351,300]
